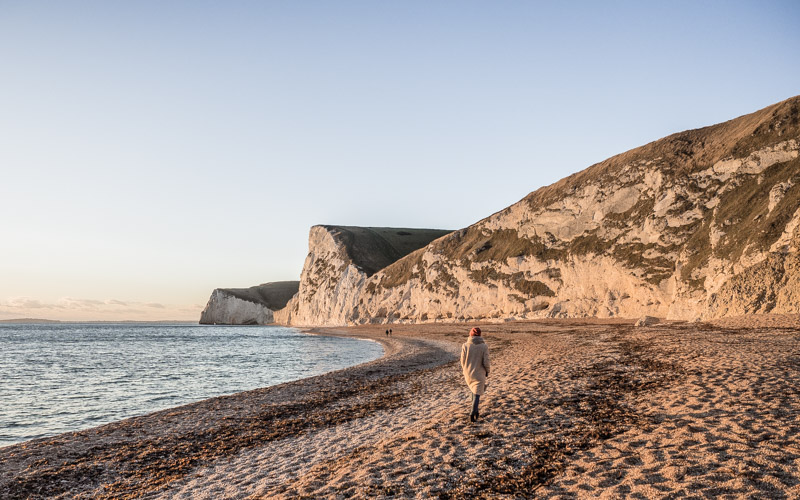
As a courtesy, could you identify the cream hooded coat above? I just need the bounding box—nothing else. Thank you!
[461,336,490,395]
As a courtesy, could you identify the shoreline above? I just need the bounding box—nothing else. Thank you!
[0,326,460,499]
[0,324,385,450]
[2,317,799,498]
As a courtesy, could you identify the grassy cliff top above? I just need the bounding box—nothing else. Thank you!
[525,94,800,210]
[319,226,453,276]
[220,281,299,310]
[375,95,800,291]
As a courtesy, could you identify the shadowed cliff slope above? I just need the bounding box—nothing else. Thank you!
[219,281,300,311]
[200,281,299,325]
[319,226,453,276]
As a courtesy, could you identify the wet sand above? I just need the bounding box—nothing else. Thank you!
[1,317,799,498]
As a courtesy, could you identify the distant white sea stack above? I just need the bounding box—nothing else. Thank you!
[200,281,299,325]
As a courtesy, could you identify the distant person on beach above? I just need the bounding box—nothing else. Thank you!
[389,329,392,336]
[460,327,490,422]
[385,329,389,337]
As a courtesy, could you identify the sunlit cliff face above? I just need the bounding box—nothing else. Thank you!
[276,98,800,326]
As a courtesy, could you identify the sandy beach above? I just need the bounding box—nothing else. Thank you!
[2,317,799,498]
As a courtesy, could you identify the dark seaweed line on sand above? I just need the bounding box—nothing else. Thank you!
[3,356,457,500]
[439,331,683,499]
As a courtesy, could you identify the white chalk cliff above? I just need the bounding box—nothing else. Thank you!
[200,281,298,325]
[274,227,451,326]
[273,96,800,326]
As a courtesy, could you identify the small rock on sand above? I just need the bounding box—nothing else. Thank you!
[635,316,659,327]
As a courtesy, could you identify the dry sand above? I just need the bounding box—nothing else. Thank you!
[1,316,799,498]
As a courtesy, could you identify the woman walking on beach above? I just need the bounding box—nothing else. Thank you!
[461,327,490,422]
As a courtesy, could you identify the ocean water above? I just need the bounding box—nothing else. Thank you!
[0,323,383,447]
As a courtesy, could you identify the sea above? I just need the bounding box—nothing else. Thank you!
[0,323,384,447]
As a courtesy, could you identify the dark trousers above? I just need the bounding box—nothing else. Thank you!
[470,392,481,416]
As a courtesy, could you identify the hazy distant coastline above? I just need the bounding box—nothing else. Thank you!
[0,318,196,325]
[0,318,63,324]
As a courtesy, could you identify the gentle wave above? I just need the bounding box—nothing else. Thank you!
[0,323,383,446]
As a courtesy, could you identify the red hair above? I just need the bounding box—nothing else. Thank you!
[469,327,481,336]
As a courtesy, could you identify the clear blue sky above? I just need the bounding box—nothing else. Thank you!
[1,1,798,320]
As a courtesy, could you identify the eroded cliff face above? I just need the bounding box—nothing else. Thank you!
[200,281,299,325]
[276,96,800,325]
[274,227,365,326]
[274,226,451,326]
[200,290,275,325]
